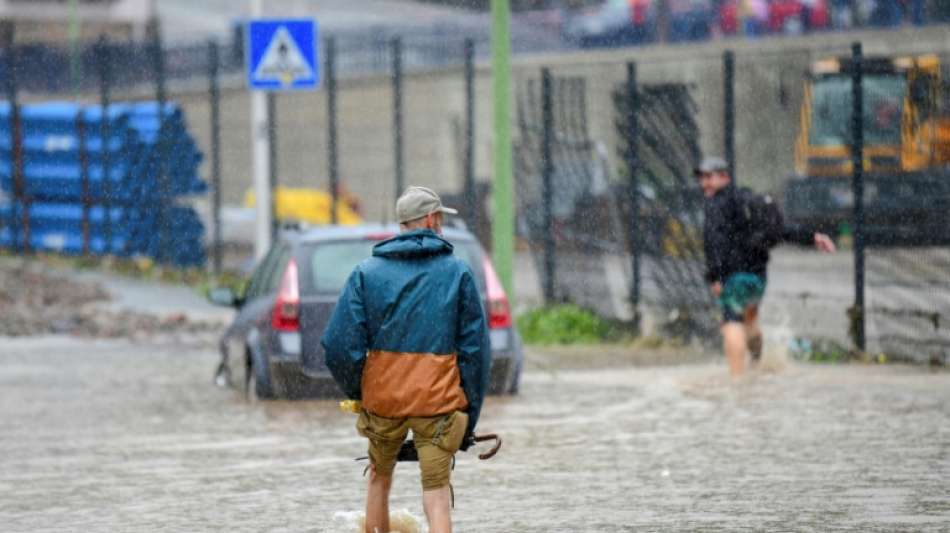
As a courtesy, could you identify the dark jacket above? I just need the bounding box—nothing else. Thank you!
[703,185,813,284]
[320,229,491,439]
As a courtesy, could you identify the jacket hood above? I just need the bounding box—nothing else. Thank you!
[373,229,454,259]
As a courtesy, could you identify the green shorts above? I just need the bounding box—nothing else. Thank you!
[718,273,766,323]
[356,409,469,491]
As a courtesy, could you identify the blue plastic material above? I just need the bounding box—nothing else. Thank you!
[0,101,208,267]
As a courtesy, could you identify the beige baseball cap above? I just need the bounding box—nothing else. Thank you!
[396,186,458,223]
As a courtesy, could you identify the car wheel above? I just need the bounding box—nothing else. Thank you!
[245,353,275,401]
[508,362,522,395]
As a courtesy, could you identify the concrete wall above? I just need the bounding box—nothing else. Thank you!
[102,24,950,222]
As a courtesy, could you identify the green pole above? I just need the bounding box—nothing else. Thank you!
[491,0,515,303]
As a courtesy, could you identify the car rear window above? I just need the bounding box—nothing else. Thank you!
[303,238,486,295]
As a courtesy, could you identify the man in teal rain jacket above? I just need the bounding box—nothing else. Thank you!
[321,186,491,533]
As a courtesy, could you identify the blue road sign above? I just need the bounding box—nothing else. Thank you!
[247,19,318,91]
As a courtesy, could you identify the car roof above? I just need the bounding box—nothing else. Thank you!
[281,223,478,246]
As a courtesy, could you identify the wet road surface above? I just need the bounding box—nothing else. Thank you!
[2,336,949,532]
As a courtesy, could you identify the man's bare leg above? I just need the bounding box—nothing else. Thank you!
[422,485,453,533]
[365,467,392,533]
[722,322,748,377]
[744,305,763,364]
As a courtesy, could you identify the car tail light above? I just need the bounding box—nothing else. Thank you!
[488,298,512,330]
[271,258,300,332]
[482,256,512,329]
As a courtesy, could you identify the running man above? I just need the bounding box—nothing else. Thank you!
[697,157,836,377]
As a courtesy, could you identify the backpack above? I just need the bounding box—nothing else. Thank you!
[736,187,785,251]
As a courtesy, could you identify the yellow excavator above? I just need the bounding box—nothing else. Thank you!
[784,54,950,245]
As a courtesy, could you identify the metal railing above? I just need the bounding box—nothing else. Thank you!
[4,25,495,95]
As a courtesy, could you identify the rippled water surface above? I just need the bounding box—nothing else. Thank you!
[2,337,949,532]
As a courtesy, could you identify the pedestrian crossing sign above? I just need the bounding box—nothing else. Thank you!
[247,19,318,91]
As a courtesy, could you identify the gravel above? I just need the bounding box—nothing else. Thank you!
[0,257,222,339]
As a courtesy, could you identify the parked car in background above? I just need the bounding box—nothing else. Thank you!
[563,0,655,48]
[209,224,523,400]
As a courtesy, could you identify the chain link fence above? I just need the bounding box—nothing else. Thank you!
[513,36,950,362]
[0,25,487,273]
[4,19,950,363]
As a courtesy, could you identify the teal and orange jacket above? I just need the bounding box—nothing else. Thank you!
[321,229,491,438]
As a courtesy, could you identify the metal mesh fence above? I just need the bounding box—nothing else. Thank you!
[514,59,716,340]
[617,81,713,340]
[513,39,950,362]
[3,24,536,95]
[515,65,632,322]
[4,20,950,362]
[0,28,485,273]
[866,249,950,363]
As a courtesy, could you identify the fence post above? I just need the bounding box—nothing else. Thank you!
[151,28,169,264]
[541,68,556,304]
[463,38,477,231]
[392,36,405,202]
[326,36,339,224]
[208,39,223,274]
[657,0,670,43]
[626,62,641,326]
[267,92,278,239]
[96,37,113,254]
[2,23,28,253]
[851,42,866,352]
[77,111,91,256]
[0,27,7,251]
[723,50,736,182]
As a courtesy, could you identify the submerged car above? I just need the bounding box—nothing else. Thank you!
[209,224,523,400]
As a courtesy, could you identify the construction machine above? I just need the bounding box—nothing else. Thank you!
[784,54,950,245]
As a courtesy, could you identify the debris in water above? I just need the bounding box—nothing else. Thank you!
[757,341,788,373]
[332,509,423,533]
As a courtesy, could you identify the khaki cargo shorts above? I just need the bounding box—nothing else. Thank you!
[357,409,468,490]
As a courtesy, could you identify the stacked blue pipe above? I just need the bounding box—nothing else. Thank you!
[0,101,207,267]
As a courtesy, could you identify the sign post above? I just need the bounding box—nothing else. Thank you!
[246,15,318,259]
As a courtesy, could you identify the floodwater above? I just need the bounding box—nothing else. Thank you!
[2,336,949,532]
